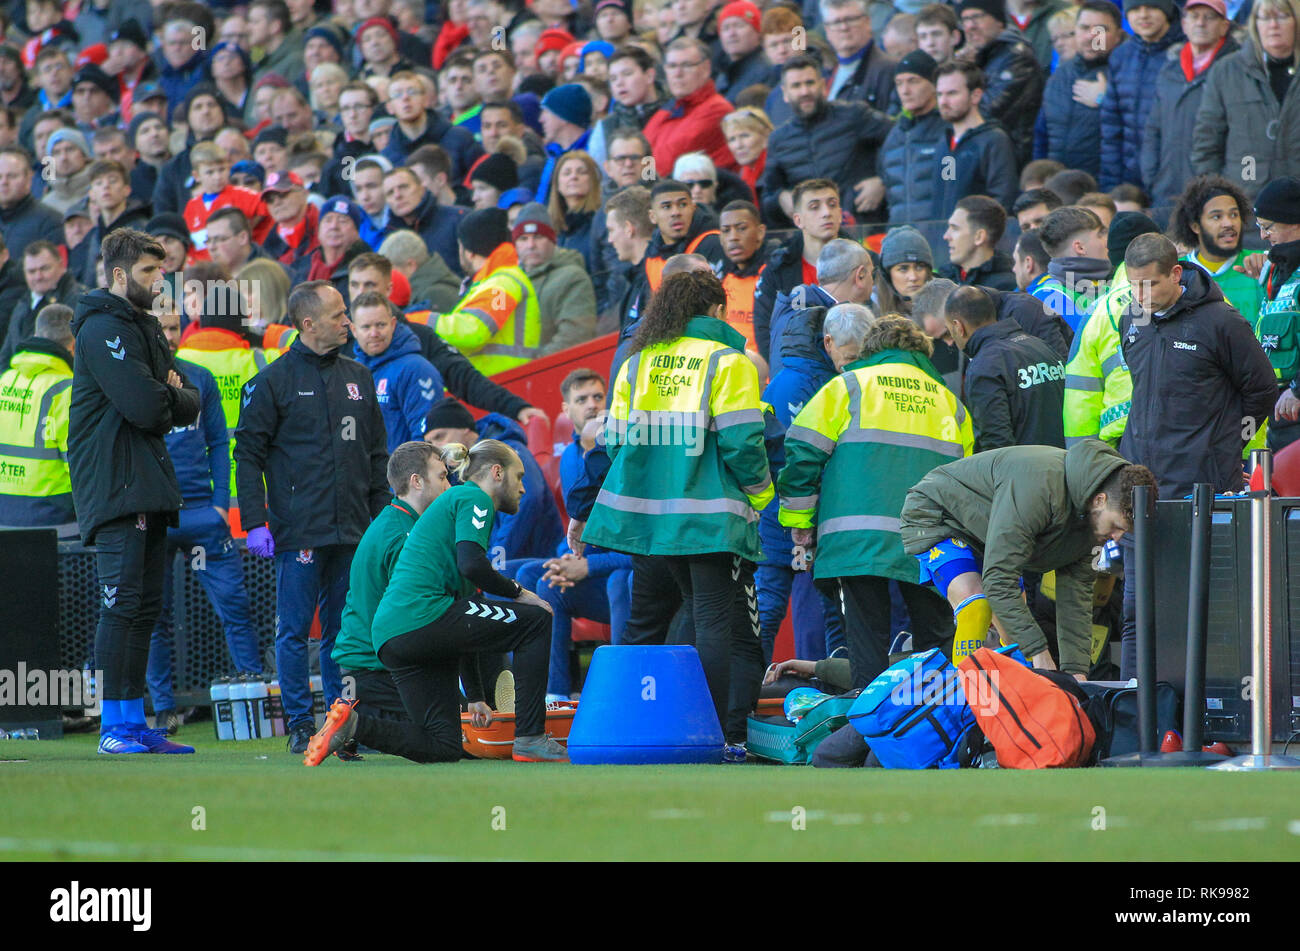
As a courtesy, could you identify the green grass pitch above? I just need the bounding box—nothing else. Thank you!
[2,729,1299,861]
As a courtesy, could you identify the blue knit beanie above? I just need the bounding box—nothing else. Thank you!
[541,83,593,129]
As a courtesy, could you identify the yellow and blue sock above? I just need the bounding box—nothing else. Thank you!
[951,593,992,664]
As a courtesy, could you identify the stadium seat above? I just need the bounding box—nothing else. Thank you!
[571,617,611,643]
[522,413,551,459]
[1249,440,1300,496]
[553,412,574,454]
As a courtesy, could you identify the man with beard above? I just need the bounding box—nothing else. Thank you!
[1169,175,1262,326]
[0,46,37,114]
[761,54,893,227]
[68,228,201,754]
[933,61,1017,219]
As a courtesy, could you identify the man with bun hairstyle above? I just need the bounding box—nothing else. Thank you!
[306,438,568,765]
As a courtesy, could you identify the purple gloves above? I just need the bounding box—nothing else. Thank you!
[246,525,275,558]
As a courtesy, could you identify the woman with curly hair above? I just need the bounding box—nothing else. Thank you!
[583,269,772,760]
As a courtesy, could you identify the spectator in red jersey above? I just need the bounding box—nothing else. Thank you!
[185,142,274,263]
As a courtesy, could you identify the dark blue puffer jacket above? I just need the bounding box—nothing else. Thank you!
[1099,21,1185,189]
[764,282,836,379]
[880,108,946,225]
[1034,52,1112,177]
[758,305,837,564]
[166,357,228,508]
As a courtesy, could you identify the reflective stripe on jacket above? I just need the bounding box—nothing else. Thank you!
[436,243,541,375]
[0,344,75,533]
[583,316,772,560]
[1062,271,1133,447]
[177,328,273,506]
[778,348,972,581]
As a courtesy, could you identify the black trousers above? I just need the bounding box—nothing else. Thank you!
[345,667,410,722]
[830,575,954,689]
[357,597,551,763]
[661,553,763,744]
[94,512,169,700]
[621,554,684,645]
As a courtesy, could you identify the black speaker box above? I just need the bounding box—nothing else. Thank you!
[1151,498,1300,744]
[0,528,63,736]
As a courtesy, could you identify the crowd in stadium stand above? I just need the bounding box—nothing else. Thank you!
[5,0,1300,758]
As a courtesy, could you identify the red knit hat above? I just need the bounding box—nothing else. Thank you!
[717,0,761,30]
[357,16,400,45]
[536,28,577,58]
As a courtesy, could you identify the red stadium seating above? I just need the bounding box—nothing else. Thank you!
[1249,440,1300,496]
[479,332,617,421]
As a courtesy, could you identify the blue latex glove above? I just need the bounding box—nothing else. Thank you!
[246,525,275,558]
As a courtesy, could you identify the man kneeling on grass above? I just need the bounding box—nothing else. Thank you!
[305,440,569,764]
[898,439,1156,680]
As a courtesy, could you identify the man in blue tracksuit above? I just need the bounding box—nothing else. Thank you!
[758,302,846,665]
[422,397,564,565]
[235,280,390,754]
[147,307,262,732]
[513,370,634,698]
[350,290,443,452]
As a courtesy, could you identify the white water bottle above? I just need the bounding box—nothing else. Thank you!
[246,678,271,738]
[309,674,324,727]
[230,676,252,741]
[211,679,234,741]
[268,680,285,736]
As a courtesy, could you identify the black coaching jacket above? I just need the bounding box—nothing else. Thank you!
[234,337,389,550]
[68,289,201,543]
[1119,265,1277,500]
[964,318,1066,453]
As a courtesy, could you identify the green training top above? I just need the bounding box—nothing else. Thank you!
[370,482,496,654]
[332,497,419,671]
